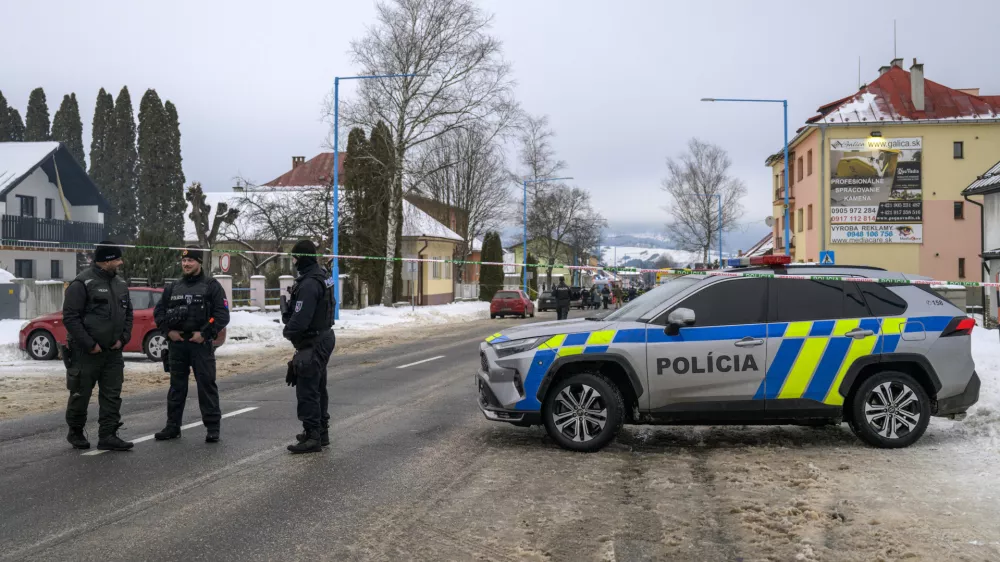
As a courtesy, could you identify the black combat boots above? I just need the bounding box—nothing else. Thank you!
[205,429,220,443]
[288,430,323,454]
[154,425,181,440]
[295,429,330,447]
[67,427,90,450]
[97,424,134,451]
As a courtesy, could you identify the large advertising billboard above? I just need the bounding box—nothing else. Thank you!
[829,137,922,244]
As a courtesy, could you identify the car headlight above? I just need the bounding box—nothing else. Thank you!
[492,336,545,358]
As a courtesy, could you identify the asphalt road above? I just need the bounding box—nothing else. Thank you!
[0,309,586,562]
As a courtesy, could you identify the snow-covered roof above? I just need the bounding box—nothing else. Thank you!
[962,159,1000,196]
[402,199,462,241]
[806,66,1000,125]
[0,142,60,192]
[471,238,483,252]
[745,232,774,257]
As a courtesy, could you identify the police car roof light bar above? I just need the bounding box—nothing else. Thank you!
[749,255,791,266]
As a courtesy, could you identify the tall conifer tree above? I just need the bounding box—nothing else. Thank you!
[24,88,50,141]
[109,87,139,242]
[51,93,85,165]
[88,89,114,189]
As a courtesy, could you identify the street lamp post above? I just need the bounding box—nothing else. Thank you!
[701,97,790,257]
[521,177,573,294]
[331,72,423,320]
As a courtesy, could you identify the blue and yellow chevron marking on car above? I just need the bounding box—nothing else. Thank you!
[495,315,953,412]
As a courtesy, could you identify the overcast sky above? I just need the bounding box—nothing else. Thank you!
[4,0,999,249]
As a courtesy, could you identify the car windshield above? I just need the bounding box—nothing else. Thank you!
[601,276,702,322]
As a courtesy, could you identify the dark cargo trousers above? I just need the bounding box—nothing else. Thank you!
[293,330,335,433]
[165,341,221,431]
[65,349,125,437]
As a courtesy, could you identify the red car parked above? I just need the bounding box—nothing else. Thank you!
[490,290,535,319]
[18,287,226,362]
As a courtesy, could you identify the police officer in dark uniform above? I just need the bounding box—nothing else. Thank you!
[153,246,230,443]
[282,239,336,454]
[553,279,572,320]
[63,241,134,451]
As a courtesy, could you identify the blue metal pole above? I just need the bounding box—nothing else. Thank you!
[522,180,528,293]
[717,194,722,266]
[783,100,790,257]
[332,77,341,320]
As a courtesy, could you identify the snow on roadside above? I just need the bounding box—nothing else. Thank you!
[959,326,1000,439]
[0,302,491,369]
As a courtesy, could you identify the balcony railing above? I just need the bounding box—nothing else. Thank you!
[2,215,105,245]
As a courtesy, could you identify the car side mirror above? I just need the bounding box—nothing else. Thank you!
[665,308,696,336]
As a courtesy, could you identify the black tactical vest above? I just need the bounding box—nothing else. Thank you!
[166,274,211,333]
[292,267,335,332]
[72,266,130,349]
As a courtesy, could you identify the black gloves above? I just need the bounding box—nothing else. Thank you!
[285,361,297,387]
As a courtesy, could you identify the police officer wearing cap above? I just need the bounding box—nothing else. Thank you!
[153,246,230,443]
[63,241,134,451]
[281,239,336,454]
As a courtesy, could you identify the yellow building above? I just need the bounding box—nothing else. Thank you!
[398,199,464,305]
[766,58,1000,282]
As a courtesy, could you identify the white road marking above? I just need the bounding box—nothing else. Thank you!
[396,355,445,369]
[81,407,259,456]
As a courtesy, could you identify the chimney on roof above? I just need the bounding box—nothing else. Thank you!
[958,88,981,96]
[878,65,891,76]
[292,156,305,169]
[891,58,904,69]
[910,58,925,112]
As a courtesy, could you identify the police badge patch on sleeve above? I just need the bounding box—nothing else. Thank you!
[294,301,303,313]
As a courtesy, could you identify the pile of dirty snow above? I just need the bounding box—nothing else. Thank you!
[960,327,1000,439]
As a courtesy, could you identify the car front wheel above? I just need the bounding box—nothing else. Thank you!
[144,330,168,362]
[27,330,57,360]
[542,372,624,452]
[847,371,930,449]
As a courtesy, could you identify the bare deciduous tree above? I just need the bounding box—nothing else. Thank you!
[517,114,566,187]
[413,124,510,281]
[662,138,746,263]
[331,0,519,306]
[527,186,606,288]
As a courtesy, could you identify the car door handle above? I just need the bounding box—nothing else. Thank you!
[734,337,764,348]
[846,329,874,339]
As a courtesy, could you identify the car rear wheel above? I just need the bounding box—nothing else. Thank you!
[847,371,930,449]
[27,330,57,361]
[542,372,624,452]
[144,330,168,362]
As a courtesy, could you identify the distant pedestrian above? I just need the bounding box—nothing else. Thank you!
[613,285,624,309]
[601,286,611,310]
[553,279,572,320]
[63,241,134,451]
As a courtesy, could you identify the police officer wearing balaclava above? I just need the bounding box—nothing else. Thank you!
[153,246,230,443]
[281,239,336,454]
[63,241,134,451]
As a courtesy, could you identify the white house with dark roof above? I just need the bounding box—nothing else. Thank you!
[961,159,1000,321]
[0,142,109,280]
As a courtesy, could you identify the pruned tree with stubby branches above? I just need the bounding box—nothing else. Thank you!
[186,182,239,274]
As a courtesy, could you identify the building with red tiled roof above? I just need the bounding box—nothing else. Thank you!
[263,153,346,188]
[764,58,1000,285]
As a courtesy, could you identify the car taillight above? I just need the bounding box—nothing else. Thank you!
[941,316,975,337]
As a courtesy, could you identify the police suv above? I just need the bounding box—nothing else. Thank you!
[476,257,980,452]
